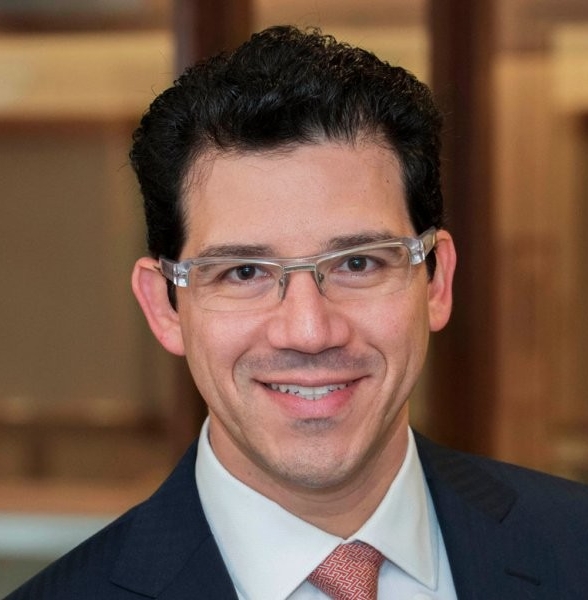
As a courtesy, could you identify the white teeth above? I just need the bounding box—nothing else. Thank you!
[266,382,349,401]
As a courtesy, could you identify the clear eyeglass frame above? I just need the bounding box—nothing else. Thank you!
[158,227,437,312]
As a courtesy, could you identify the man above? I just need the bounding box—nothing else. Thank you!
[8,25,588,600]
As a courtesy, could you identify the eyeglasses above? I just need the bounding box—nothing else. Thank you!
[158,228,436,312]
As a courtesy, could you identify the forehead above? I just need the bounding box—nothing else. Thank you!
[181,141,412,257]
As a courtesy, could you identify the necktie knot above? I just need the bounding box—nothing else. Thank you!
[308,541,384,600]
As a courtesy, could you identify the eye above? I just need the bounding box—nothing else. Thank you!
[325,246,409,288]
[220,263,273,284]
[233,265,260,281]
[339,255,379,273]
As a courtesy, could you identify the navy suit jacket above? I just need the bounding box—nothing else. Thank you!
[6,433,588,599]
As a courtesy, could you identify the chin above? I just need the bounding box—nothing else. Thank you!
[269,449,362,491]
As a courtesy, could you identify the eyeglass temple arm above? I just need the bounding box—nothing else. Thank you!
[158,257,190,287]
[410,227,437,265]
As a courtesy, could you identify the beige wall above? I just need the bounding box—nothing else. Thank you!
[0,32,176,486]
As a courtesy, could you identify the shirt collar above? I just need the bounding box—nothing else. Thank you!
[353,427,438,588]
[196,420,438,600]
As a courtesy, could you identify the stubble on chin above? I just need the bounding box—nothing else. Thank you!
[255,426,367,491]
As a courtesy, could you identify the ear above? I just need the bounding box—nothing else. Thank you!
[131,257,186,356]
[427,230,456,332]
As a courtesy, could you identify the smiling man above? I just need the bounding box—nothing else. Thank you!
[8,25,588,600]
[138,140,453,545]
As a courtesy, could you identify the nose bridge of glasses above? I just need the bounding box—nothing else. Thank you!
[278,262,324,299]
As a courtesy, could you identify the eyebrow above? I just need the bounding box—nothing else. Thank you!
[197,244,275,258]
[195,230,402,259]
[325,231,399,251]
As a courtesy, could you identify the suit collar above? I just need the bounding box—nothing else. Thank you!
[109,441,237,599]
[415,432,517,521]
[415,432,556,600]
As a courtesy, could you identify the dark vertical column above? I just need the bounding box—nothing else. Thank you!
[427,0,497,455]
[168,0,252,457]
[174,0,252,70]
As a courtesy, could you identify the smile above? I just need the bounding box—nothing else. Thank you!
[264,382,350,401]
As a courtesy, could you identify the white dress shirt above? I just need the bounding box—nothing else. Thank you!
[196,419,457,600]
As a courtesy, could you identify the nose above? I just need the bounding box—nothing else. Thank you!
[266,271,352,353]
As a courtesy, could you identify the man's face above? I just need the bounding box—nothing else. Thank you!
[139,140,454,501]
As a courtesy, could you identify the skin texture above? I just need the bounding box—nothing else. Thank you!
[133,140,456,536]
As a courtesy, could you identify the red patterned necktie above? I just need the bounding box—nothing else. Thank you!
[307,541,385,600]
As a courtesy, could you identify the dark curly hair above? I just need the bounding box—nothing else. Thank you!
[130,25,444,268]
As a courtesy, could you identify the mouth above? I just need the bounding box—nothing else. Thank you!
[264,382,350,401]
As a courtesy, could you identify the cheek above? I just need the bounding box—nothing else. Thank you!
[357,295,430,362]
[179,308,267,387]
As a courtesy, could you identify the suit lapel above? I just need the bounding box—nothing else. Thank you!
[415,433,556,600]
[109,441,238,599]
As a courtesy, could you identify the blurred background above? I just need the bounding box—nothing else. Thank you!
[1,0,588,593]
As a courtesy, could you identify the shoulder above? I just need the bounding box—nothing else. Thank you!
[414,433,588,596]
[415,431,588,518]
[5,440,211,600]
[4,506,141,599]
